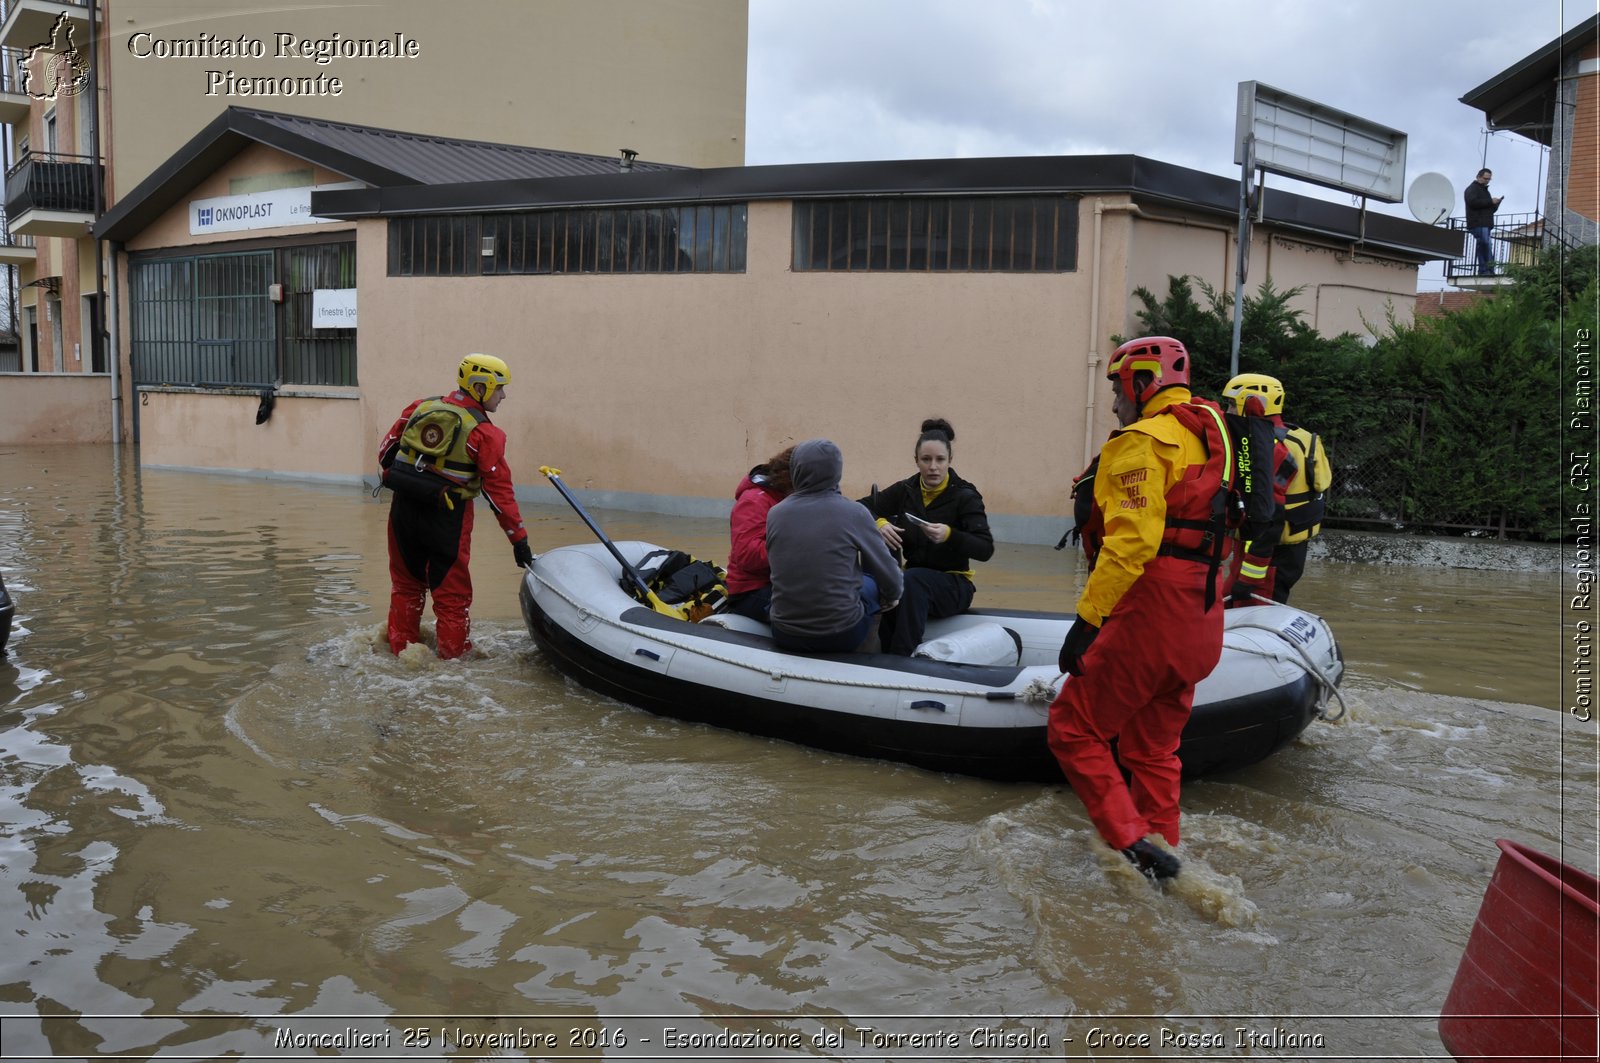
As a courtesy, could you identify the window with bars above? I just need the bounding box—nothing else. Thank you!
[387,204,748,276]
[792,195,1078,272]
[129,241,357,388]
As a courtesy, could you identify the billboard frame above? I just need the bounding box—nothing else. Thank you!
[1234,81,1408,204]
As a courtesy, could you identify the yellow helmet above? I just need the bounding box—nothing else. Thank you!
[458,353,510,402]
[1222,372,1285,417]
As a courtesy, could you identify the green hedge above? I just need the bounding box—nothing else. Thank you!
[1122,248,1599,540]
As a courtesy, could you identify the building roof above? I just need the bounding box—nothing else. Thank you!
[311,153,1463,262]
[1460,16,1600,145]
[95,106,682,241]
[98,107,1459,263]
[1413,290,1490,320]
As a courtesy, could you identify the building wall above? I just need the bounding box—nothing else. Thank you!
[134,389,362,477]
[1548,44,1600,245]
[1120,206,1419,340]
[111,156,1427,539]
[123,141,356,252]
[105,0,749,196]
[8,31,104,378]
[1565,45,1600,225]
[0,372,113,442]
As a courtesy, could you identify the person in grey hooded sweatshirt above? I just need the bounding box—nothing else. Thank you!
[766,438,904,653]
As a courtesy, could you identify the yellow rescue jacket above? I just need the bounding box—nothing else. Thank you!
[1078,388,1229,626]
[1279,423,1331,544]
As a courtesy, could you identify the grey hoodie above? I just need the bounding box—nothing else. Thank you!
[765,439,904,638]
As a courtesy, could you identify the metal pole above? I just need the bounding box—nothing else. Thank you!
[1230,135,1254,379]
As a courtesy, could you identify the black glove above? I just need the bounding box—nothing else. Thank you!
[512,539,533,568]
[1228,579,1262,607]
[1058,614,1100,676]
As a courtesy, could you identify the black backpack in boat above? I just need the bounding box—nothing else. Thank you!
[633,549,729,622]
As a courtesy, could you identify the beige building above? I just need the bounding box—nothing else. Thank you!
[85,117,1456,543]
[0,2,1459,544]
[0,0,748,435]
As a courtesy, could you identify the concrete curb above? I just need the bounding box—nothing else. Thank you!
[1311,530,1563,573]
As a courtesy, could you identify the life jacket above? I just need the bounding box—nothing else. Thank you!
[382,397,485,507]
[1279,423,1331,545]
[1223,401,1279,541]
[1101,396,1235,609]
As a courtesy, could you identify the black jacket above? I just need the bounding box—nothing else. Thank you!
[860,470,995,574]
[1464,180,1498,229]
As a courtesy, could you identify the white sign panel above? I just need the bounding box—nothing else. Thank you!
[1234,82,1407,203]
[189,182,361,235]
[312,288,357,329]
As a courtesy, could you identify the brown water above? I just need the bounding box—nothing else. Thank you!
[0,445,1589,1061]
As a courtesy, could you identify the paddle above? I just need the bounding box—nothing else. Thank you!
[539,466,673,613]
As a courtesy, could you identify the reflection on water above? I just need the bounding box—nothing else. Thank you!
[0,445,1588,1059]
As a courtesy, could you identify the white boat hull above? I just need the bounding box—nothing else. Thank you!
[520,542,1343,782]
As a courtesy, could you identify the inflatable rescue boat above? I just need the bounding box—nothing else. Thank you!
[519,541,1344,782]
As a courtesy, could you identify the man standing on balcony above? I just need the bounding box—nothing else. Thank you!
[1464,168,1504,275]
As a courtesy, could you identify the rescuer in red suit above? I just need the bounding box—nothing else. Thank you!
[1048,336,1230,881]
[378,354,531,659]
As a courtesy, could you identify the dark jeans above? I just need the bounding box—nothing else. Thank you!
[1271,541,1310,603]
[725,586,773,623]
[1469,226,1495,274]
[879,568,976,655]
[773,575,880,653]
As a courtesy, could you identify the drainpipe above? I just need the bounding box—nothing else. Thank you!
[1081,201,1106,470]
[1082,200,1150,469]
[88,0,115,444]
[109,240,124,442]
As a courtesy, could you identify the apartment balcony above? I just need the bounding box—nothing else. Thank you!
[0,0,88,53]
[4,149,101,237]
[0,48,28,124]
[1442,212,1575,290]
[0,210,35,263]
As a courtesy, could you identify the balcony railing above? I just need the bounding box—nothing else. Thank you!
[1442,212,1583,282]
[0,46,24,95]
[3,149,102,217]
[0,209,33,248]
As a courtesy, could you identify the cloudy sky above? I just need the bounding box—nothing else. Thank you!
[746,0,1595,286]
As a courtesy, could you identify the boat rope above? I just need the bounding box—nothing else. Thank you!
[1017,605,1349,719]
[530,569,1047,704]
[1224,595,1348,722]
[530,570,1343,717]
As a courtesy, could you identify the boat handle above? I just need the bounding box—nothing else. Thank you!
[909,699,946,712]
[634,648,661,661]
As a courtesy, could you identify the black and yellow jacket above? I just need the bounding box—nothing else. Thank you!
[860,470,995,576]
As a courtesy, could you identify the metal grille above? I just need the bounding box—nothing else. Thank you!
[792,195,1078,272]
[281,243,357,386]
[389,205,748,276]
[129,242,358,388]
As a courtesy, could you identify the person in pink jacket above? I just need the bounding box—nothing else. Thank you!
[724,445,794,622]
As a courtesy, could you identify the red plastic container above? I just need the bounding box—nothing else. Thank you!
[1439,839,1599,1062]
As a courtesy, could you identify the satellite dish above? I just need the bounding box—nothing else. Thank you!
[1407,172,1455,225]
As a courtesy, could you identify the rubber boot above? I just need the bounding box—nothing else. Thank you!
[387,591,425,655]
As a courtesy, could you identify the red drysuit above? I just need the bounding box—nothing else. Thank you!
[379,390,527,659]
[1047,388,1226,849]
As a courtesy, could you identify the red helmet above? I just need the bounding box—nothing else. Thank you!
[1106,336,1190,406]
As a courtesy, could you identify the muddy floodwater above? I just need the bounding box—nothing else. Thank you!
[0,445,1590,1061]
